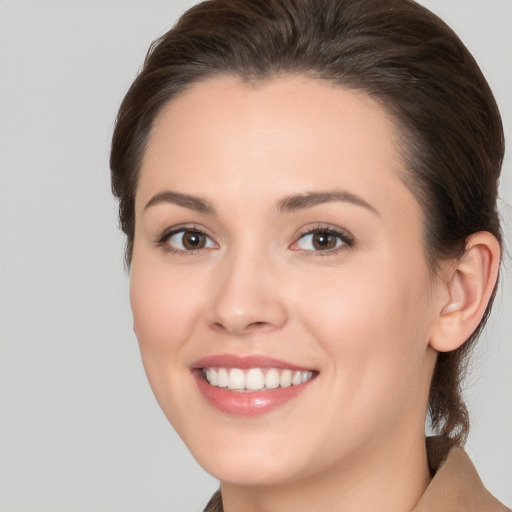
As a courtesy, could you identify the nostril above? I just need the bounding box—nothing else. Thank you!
[211,320,275,335]
[245,321,276,333]
[211,321,228,333]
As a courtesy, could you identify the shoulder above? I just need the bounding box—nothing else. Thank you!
[413,437,510,512]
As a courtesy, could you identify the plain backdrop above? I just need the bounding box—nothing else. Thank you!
[0,1,511,511]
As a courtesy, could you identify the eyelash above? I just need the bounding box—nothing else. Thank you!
[156,224,355,256]
[291,224,355,256]
[156,224,217,256]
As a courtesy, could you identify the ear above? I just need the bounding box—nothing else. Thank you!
[429,232,501,352]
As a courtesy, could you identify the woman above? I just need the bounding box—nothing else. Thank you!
[110,0,509,510]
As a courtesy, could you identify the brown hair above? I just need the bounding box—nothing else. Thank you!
[110,0,504,445]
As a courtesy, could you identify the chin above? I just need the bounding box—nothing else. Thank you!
[200,452,303,488]
[178,421,312,487]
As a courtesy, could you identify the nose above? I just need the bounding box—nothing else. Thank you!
[206,250,288,336]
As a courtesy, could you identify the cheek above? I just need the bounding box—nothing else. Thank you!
[295,261,433,400]
[301,262,428,336]
[128,254,210,416]
[130,259,200,351]
[128,257,207,426]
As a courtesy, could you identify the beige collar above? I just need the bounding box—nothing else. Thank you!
[412,437,509,512]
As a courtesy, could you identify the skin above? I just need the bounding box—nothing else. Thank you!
[130,75,459,512]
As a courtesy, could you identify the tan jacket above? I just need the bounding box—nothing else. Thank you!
[203,437,510,511]
[413,437,509,512]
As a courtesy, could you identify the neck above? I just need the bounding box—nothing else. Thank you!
[220,432,431,512]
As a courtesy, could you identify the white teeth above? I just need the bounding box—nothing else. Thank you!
[265,368,280,389]
[292,370,302,386]
[246,368,265,390]
[207,368,218,386]
[217,368,229,388]
[228,368,245,390]
[280,369,292,388]
[204,367,315,391]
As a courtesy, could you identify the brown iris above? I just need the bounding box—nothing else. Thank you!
[312,231,338,250]
[182,231,207,250]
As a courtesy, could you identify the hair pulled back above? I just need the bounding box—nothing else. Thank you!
[110,0,504,445]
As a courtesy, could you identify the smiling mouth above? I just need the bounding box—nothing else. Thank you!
[193,356,318,416]
[202,367,316,392]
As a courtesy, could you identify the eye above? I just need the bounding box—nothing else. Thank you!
[291,227,354,253]
[163,228,217,252]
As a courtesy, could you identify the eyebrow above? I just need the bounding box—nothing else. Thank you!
[144,190,215,214]
[277,190,380,215]
[143,188,379,216]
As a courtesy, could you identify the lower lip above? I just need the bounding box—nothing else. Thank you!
[193,371,314,417]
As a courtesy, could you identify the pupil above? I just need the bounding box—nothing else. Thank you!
[183,231,205,249]
[313,232,335,250]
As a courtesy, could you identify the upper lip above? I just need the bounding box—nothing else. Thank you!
[191,353,315,371]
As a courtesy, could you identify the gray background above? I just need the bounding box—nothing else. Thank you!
[0,1,510,510]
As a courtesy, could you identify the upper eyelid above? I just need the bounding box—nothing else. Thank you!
[157,226,219,255]
[155,223,355,250]
[158,223,214,241]
[292,224,355,243]
[288,226,356,256]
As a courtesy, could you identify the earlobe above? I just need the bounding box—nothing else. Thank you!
[429,232,501,353]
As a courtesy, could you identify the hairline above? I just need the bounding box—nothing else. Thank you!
[129,71,440,272]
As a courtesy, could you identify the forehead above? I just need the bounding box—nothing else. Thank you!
[137,75,417,222]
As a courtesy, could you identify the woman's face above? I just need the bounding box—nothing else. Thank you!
[131,76,441,487]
